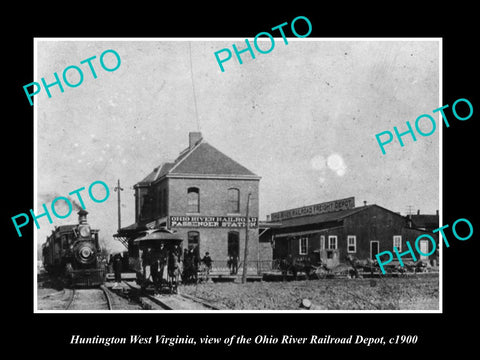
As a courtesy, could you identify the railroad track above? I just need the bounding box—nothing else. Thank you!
[65,286,114,310]
[178,293,221,310]
[124,281,220,310]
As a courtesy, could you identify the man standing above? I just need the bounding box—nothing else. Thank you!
[112,253,122,288]
[201,252,213,282]
[188,247,199,283]
[141,248,152,281]
[158,243,168,284]
[232,253,239,275]
[150,251,159,294]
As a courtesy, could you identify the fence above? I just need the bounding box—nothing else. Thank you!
[210,259,281,275]
[126,256,282,276]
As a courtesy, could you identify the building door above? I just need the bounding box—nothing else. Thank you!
[228,231,240,258]
[273,237,288,260]
[188,231,200,250]
[370,241,379,260]
[419,240,429,260]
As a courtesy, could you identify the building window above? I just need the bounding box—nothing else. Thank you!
[188,231,200,250]
[347,235,356,253]
[299,237,308,255]
[228,188,240,213]
[320,235,325,250]
[328,235,337,250]
[393,235,402,252]
[187,187,199,213]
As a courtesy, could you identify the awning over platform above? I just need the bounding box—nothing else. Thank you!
[133,229,183,246]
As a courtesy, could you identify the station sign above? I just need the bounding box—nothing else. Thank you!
[169,216,258,228]
[271,197,355,222]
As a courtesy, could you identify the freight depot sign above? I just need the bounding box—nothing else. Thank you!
[169,216,258,228]
[271,197,355,222]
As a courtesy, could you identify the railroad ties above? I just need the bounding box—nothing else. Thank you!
[39,278,218,311]
[123,281,221,311]
[65,287,113,311]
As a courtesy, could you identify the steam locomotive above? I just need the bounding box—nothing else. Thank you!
[42,209,105,287]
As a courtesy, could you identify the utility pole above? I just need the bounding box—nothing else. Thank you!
[406,205,414,216]
[242,193,251,284]
[114,179,124,231]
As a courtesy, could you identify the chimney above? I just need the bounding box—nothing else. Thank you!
[436,209,439,216]
[363,200,367,207]
[189,132,202,150]
[417,209,420,215]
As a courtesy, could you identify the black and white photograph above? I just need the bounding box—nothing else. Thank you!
[7,8,478,357]
[33,38,441,312]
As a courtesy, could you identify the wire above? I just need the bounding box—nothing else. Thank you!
[189,42,201,132]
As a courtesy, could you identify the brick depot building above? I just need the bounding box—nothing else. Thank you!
[115,132,270,265]
[261,197,439,267]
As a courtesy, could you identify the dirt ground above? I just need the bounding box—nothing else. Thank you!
[179,274,439,310]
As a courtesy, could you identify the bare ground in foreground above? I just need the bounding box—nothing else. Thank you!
[180,274,439,310]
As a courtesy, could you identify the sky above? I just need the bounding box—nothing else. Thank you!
[35,38,440,253]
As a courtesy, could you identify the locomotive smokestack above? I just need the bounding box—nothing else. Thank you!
[78,209,88,224]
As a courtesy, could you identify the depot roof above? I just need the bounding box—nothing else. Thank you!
[275,205,376,228]
[267,204,412,229]
[135,140,260,187]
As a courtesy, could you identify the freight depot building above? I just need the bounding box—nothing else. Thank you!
[115,132,270,263]
[262,198,439,266]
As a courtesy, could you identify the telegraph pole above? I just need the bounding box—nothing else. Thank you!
[114,179,124,231]
[242,193,251,284]
[406,205,414,216]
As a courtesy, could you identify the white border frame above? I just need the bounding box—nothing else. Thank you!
[33,37,443,314]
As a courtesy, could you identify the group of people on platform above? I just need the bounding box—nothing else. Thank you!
[109,246,241,293]
[140,245,216,291]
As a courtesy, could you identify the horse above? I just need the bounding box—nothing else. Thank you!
[346,254,378,276]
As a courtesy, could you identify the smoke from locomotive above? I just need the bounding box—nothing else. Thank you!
[42,209,105,287]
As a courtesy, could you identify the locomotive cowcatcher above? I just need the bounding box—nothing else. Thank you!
[42,209,105,287]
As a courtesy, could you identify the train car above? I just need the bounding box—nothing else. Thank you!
[132,228,183,294]
[42,209,105,287]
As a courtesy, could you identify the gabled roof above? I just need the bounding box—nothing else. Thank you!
[272,204,407,228]
[276,205,375,227]
[135,139,259,187]
[136,162,174,186]
[170,142,258,177]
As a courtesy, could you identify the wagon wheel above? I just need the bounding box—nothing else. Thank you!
[313,266,328,280]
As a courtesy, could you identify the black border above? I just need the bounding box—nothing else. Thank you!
[8,7,479,356]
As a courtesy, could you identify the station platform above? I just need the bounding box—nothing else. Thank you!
[105,271,262,283]
[105,272,137,281]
